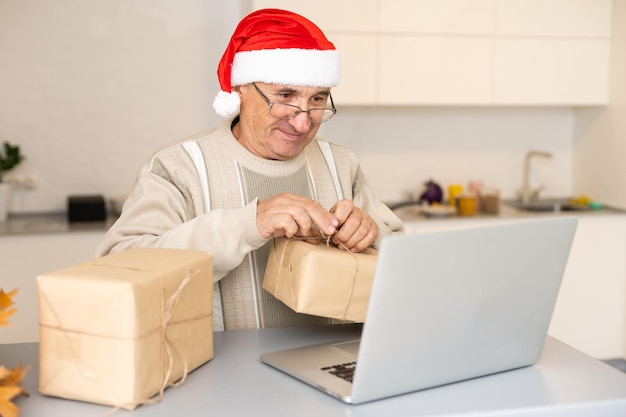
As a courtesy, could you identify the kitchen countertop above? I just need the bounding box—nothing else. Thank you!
[0,212,117,237]
[2,200,625,237]
[392,199,626,224]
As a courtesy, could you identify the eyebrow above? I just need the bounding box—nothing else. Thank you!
[274,86,331,98]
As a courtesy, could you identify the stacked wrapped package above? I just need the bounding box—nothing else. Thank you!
[37,247,214,409]
[263,238,377,322]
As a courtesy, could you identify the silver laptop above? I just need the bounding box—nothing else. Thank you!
[261,217,577,404]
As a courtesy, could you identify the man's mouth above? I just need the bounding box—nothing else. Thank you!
[276,126,304,142]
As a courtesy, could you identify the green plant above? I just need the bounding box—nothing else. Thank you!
[0,142,25,183]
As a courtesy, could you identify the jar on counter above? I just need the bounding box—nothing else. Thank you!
[458,194,478,216]
[479,187,500,214]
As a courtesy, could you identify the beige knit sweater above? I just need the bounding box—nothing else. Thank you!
[97,119,404,330]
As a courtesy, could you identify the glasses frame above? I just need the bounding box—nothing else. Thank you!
[251,83,337,123]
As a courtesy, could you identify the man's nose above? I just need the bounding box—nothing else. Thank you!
[289,111,312,132]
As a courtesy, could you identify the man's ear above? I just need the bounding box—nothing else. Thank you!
[232,85,246,107]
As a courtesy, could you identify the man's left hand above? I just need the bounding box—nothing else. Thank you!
[329,200,378,252]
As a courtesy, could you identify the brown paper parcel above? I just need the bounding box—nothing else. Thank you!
[262,238,377,322]
[37,247,214,409]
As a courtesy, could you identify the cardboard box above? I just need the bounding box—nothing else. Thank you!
[262,238,377,322]
[37,248,213,409]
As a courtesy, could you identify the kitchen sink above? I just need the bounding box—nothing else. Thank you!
[503,198,589,212]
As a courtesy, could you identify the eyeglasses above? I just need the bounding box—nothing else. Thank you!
[252,83,337,123]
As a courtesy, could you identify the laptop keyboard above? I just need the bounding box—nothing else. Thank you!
[321,361,357,383]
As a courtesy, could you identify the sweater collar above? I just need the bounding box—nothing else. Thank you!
[218,118,311,175]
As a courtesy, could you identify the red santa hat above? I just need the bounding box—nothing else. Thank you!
[213,8,341,117]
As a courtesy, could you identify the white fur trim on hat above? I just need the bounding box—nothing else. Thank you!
[231,48,340,88]
[212,90,241,117]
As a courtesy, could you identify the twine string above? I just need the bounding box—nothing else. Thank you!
[100,270,192,416]
[270,235,359,320]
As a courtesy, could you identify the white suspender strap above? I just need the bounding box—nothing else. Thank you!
[318,141,344,201]
[182,140,224,331]
[182,140,212,212]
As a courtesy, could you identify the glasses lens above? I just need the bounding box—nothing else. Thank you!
[309,109,334,122]
[269,103,298,120]
[269,103,335,123]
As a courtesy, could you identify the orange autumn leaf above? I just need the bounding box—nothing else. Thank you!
[0,289,18,327]
[0,289,17,309]
[0,308,16,328]
[0,363,30,417]
[0,290,29,417]
[0,385,23,417]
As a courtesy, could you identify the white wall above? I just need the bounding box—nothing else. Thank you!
[319,106,575,203]
[0,0,244,212]
[1,1,579,214]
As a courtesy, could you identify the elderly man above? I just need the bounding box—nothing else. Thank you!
[96,8,404,331]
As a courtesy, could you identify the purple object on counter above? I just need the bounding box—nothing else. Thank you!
[419,180,443,204]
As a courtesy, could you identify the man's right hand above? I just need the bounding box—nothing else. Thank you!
[256,193,339,242]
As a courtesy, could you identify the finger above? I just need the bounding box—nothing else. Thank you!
[334,212,378,252]
[257,194,337,239]
[353,222,378,252]
[340,225,377,252]
[265,212,302,239]
[300,199,338,236]
[330,200,354,225]
[276,199,328,238]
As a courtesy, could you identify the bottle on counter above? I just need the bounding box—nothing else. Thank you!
[448,184,463,207]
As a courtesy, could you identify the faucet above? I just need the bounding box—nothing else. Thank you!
[518,150,552,205]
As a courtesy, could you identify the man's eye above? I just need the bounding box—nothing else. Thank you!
[311,96,326,104]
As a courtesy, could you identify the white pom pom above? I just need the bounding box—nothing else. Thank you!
[213,90,241,117]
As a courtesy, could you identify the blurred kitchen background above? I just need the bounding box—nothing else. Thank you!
[1,0,624,213]
[3,0,626,362]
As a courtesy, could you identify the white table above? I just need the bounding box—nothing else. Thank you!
[4,324,626,416]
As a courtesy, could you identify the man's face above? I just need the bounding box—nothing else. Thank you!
[234,83,332,161]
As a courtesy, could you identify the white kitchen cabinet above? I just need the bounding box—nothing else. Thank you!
[378,36,493,104]
[380,0,613,37]
[404,215,626,360]
[496,0,613,37]
[493,38,611,105]
[327,34,378,105]
[251,0,612,106]
[548,216,626,360]
[0,232,103,344]
[379,0,612,105]
[250,0,378,33]
[379,0,495,34]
